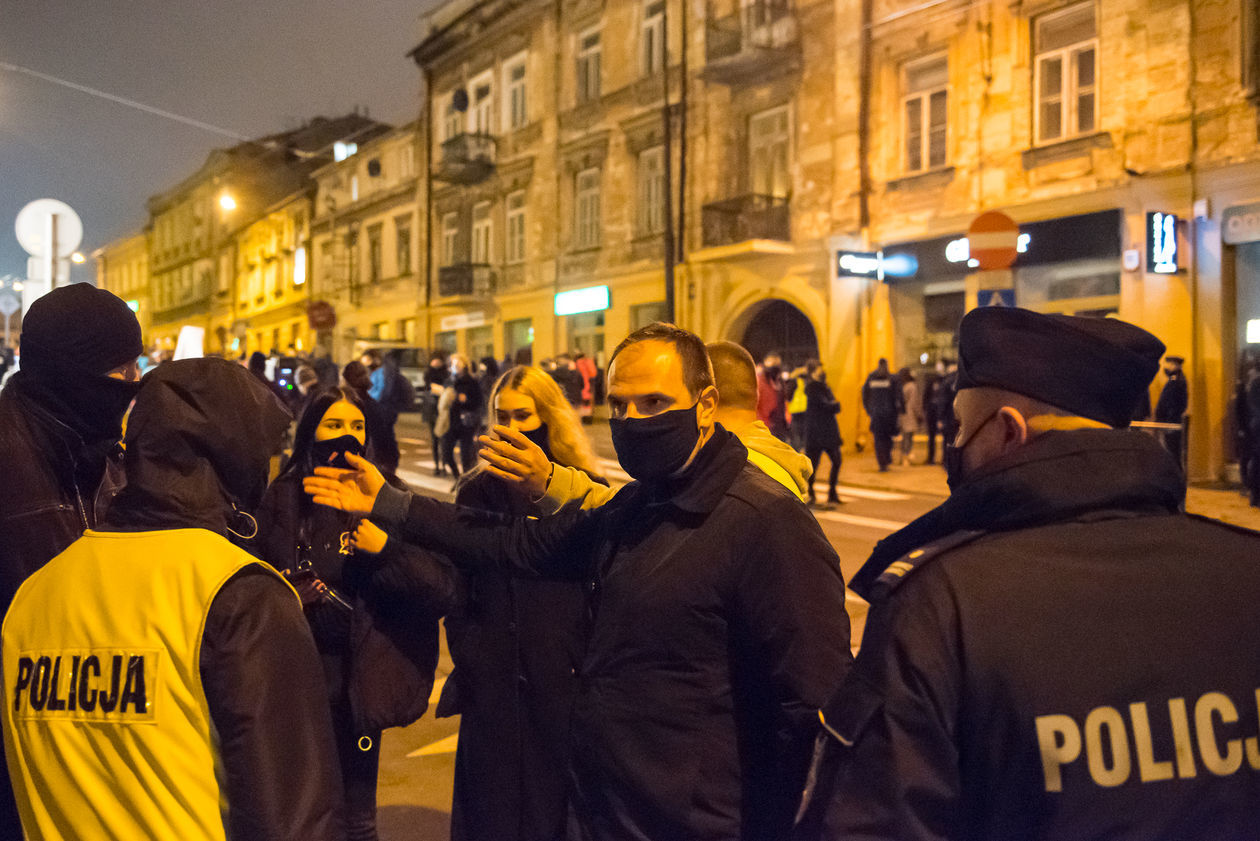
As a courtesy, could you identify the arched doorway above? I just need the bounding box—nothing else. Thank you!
[736,299,819,368]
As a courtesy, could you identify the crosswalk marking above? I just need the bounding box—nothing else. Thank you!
[811,509,907,532]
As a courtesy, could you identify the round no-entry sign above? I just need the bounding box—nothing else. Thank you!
[968,211,1020,270]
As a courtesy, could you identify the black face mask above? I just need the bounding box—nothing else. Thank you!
[310,434,365,470]
[944,410,998,492]
[520,422,552,460]
[609,401,701,483]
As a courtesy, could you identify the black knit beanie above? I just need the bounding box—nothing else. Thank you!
[20,284,143,377]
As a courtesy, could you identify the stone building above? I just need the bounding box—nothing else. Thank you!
[92,231,150,347]
[231,188,315,357]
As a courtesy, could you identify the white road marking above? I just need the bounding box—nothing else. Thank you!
[398,437,428,446]
[811,510,908,532]
[407,733,459,758]
[819,484,911,502]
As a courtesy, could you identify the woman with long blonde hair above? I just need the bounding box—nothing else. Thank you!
[437,365,606,841]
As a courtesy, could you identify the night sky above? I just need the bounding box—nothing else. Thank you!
[1,0,437,282]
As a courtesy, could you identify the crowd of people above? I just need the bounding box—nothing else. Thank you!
[0,282,1257,841]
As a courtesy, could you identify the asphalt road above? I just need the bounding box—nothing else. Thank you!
[371,412,942,840]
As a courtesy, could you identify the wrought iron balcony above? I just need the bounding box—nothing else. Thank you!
[438,263,496,298]
[434,133,497,184]
[702,0,800,85]
[701,194,790,247]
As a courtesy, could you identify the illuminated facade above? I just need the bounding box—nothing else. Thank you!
[92,231,150,346]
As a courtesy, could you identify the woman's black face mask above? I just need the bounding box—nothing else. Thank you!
[310,434,364,470]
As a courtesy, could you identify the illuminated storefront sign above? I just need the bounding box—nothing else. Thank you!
[1147,212,1179,274]
[554,285,610,316]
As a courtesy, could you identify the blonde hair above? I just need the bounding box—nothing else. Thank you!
[490,365,605,480]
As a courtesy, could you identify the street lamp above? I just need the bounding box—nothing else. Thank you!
[219,192,237,212]
[70,251,85,264]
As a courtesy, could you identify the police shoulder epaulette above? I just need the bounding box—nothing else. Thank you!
[872,529,987,596]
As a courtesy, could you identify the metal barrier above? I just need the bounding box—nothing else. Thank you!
[1132,416,1190,479]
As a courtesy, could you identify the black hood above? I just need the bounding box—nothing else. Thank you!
[105,358,293,533]
[851,429,1184,601]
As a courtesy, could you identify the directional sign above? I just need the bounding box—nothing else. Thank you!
[968,211,1020,270]
[0,292,18,318]
[978,289,1015,308]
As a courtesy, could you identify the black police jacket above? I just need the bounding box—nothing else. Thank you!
[801,429,1260,841]
[375,426,852,841]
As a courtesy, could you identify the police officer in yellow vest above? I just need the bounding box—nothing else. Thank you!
[1,358,344,840]
[800,308,1260,840]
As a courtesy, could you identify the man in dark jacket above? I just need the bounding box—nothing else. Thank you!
[801,307,1260,841]
[0,284,142,836]
[862,358,901,471]
[307,322,852,841]
[1154,354,1188,463]
[2,358,341,840]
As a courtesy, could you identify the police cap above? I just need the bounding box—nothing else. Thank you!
[956,307,1165,428]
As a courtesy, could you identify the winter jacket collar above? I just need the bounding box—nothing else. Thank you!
[733,419,813,498]
[636,424,748,514]
[851,428,1184,601]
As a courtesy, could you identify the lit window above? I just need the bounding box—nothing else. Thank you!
[642,0,666,76]
[749,106,790,198]
[1034,3,1097,143]
[334,141,358,161]
[506,191,527,264]
[574,169,602,249]
[903,55,948,172]
[577,28,602,104]
[637,147,666,235]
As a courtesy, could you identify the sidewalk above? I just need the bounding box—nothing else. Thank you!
[840,445,1260,532]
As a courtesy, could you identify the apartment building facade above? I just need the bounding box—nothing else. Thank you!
[92,231,150,346]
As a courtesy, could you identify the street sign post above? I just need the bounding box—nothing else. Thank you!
[967,211,1020,270]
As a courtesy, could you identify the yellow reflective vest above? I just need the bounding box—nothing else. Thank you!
[1,528,291,841]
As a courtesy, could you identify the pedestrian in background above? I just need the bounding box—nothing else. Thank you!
[922,361,943,465]
[549,353,583,408]
[786,365,810,451]
[756,352,790,442]
[477,356,500,406]
[936,359,960,469]
[897,366,921,466]
[1155,353,1188,464]
[447,353,484,473]
[442,366,607,841]
[3,358,342,841]
[862,358,901,471]
[0,283,143,837]
[575,351,598,423]
[256,387,456,841]
[803,307,1260,841]
[803,359,843,506]
[423,353,449,476]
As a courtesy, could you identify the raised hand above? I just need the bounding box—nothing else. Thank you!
[303,452,385,515]
[478,425,554,499]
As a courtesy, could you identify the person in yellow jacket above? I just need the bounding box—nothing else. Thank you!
[1,357,344,841]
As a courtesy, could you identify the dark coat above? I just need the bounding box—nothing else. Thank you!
[377,427,852,841]
[802,429,1260,841]
[0,374,126,837]
[256,473,457,735]
[1155,370,1188,424]
[803,378,842,449]
[449,372,485,431]
[443,471,593,841]
[862,370,901,433]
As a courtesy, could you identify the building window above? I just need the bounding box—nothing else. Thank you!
[631,301,669,330]
[442,212,460,266]
[903,55,948,172]
[506,190,527,263]
[396,216,412,275]
[470,71,494,135]
[577,28,602,104]
[367,224,383,283]
[472,201,493,264]
[399,144,415,179]
[504,53,528,131]
[637,146,666,235]
[442,94,463,140]
[749,105,790,198]
[1034,3,1097,144]
[351,174,360,202]
[574,168,602,249]
[642,0,666,76]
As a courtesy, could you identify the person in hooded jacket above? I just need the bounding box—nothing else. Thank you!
[798,308,1260,841]
[0,283,142,836]
[255,386,458,841]
[442,365,608,841]
[1,357,344,841]
[803,360,843,505]
[344,360,401,475]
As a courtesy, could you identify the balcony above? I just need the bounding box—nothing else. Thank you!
[701,194,790,248]
[434,133,497,184]
[438,263,496,298]
[702,0,800,86]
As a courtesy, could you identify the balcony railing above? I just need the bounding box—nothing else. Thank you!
[701,194,790,247]
[703,0,799,85]
[438,263,496,297]
[434,133,497,184]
